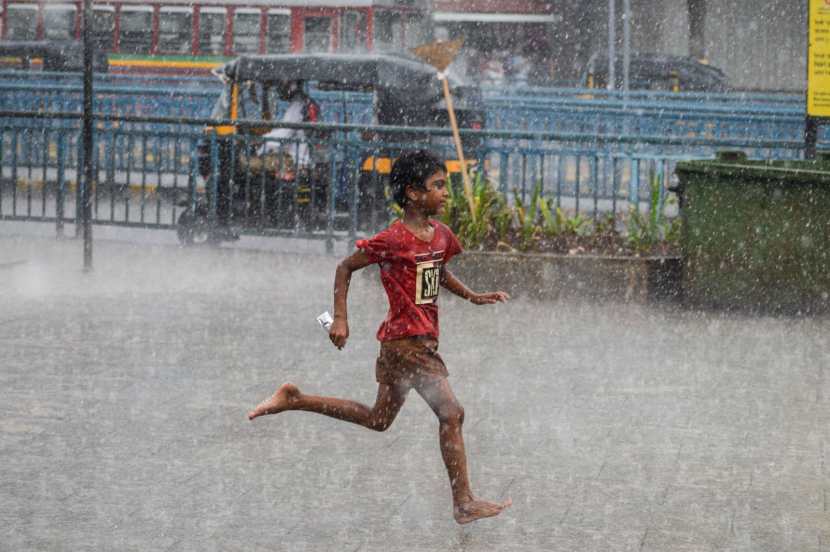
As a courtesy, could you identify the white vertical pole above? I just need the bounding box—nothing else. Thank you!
[623,0,631,97]
[621,0,631,138]
[607,0,617,90]
[608,0,616,91]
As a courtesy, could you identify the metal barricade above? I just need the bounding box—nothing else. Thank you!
[0,76,818,144]
[0,112,809,246]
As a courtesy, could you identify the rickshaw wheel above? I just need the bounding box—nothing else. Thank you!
[176,209,211,246]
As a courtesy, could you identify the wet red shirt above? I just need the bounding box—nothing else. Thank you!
[356,219,463,342]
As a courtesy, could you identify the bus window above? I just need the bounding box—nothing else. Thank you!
[159,7,192,54]
[43,4,76,41]
[266,9,290,53]
[119,7,153,54]
[304,17,331,53]
[374,11,402,52]
[233,9,260,54]
[5,4,37,41]
[340,11,367,53]
[199,7,226,55]
[92,6,114,51]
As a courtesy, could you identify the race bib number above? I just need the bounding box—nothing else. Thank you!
[415,261,440,305]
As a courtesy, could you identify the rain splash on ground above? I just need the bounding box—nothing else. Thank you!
[2,227,829,551]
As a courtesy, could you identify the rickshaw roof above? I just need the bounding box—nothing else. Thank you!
[221,53,461,98]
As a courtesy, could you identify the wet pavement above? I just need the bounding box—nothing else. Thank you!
[2,226,830,551]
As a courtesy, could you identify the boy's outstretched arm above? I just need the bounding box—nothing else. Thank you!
[441,267,509,305]
[330,249,374,349]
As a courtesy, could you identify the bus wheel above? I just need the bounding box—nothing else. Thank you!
[177,208,210,246]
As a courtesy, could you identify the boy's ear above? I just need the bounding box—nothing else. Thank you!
[404,184,420,203]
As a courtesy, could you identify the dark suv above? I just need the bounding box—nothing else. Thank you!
[582,52,727,92]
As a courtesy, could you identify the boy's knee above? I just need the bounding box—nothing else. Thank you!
[368,417,394,432]
[439,403,464,426]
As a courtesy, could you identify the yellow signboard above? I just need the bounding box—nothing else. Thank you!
[808,0,830,117]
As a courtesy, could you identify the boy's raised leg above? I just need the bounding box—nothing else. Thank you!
[416,378,511,524]
[248,382,409,432]
[248,382,302,419]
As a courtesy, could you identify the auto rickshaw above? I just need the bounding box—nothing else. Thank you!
[177,52,484,244]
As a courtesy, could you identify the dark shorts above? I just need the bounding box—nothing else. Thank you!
[375,336,448,386]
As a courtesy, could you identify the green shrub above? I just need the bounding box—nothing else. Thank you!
[440,172,511,249]
[391,168,678,256]
[513,184,542,251]
[626,167,682,254]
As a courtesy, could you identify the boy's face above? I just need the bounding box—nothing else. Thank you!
[408,170,449,216]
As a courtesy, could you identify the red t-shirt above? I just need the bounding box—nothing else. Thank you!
[356,219,463,342]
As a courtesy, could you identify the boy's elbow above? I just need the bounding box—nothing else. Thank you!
[337,258,359,277]
[338,250,372,274]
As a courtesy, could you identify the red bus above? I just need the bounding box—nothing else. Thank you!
[0,0,430,74]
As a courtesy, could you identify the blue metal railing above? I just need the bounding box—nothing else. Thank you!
[481,84,803,107]
[0,82,374,127]
[0,111,808,244]
[0,73,816,137]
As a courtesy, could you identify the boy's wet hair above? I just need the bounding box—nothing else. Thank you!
[390,150,445,207]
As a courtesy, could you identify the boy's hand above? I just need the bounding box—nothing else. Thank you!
[470,291,510,305]
[329,317,349,349]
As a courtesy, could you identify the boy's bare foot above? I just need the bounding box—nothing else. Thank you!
[453,497,512,525]
[248,383,301,420]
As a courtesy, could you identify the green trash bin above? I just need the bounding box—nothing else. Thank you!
[675,153,830,313]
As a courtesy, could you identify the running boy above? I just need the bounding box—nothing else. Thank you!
[248,150,511,524]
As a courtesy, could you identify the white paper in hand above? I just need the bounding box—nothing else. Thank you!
[317,311,333,331]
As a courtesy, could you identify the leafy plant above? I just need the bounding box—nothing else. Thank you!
[626,167,681,254]
[538,197,561,238]
[513,184,542,250]
[593,211,618,236]
[441,171,511,249]
[389,165,677,256]
[539,198,591,238]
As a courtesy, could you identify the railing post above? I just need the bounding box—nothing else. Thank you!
[56,131,66,238]
[0,130,4,217]
[630,157,640,209]
[326,149,337,255]
[208,133,219,228]
[805,116,818,160]
[75,129,83,237]
[590,154,599,222]
[348,147,359,242]
[369,151,380,232]
[106,130,115,222]
[574,154,581,213]
[11,130,19,216]
[499,151,509,195]
[188,135,199,215]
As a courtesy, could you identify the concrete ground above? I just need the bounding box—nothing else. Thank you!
[1,225,830,551]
